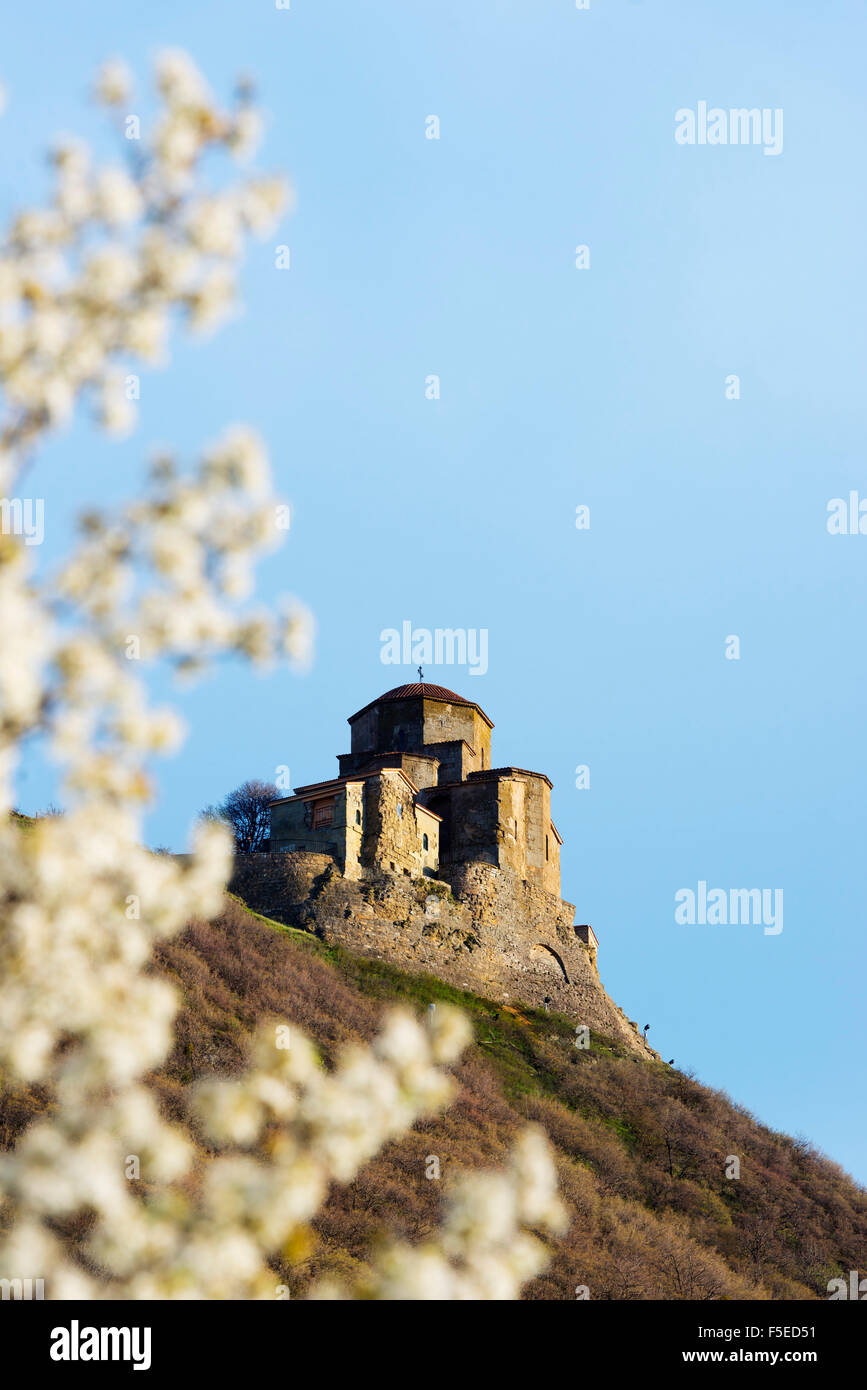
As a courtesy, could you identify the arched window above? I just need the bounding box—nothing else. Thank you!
[422,833,429,851]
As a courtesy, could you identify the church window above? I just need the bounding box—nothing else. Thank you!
[313,799,334,829]
[355,809,361,824]
[545,835,549,860]
[422,833,429,851]
[396,803,403,818]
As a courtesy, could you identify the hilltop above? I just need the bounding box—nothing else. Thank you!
[243,684,671,1057]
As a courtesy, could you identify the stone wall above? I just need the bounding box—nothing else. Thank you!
[419,769,561,896]
[422,697,491,771]
[361,770,434,878]
[230,850,336,926]
[350,698,425,761]
[347,704,380,760]
[347,693,492,774]
[270,788,349,864]
[343,782,364,879]
[432,779,500,867]
[232,849,657,1058]
[416,805,440,875]
[337,747,443,788]
[423,739,473,785]
[270,783,366,878]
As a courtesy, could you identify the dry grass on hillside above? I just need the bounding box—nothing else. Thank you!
[153,902,867,1299]
[3,897,865,1299]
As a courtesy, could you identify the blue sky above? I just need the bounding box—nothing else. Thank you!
[4,1,867,1184]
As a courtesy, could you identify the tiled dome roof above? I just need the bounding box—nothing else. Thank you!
[378,683,470,704]
[348,683,493,728]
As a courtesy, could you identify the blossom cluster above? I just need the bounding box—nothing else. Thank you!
[0,1004,476,1298]
[313,1126,568,1300]
[0,49,288,479]
[0,54,564,1301]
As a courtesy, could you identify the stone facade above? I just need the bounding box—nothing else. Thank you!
[270,683,563,894]
[230,851,655,1056]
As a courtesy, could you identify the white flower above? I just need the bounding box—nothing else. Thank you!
[94,168,143,226]
[228,109,263,161]
[155,49,209,108]
[140,228,197,292]
[187,266,235,333]
[56,174,92,223]
[11,208,66,246]
[5,363,74,424]
[188,197,242,257]
[51,138,90,178]
[239,177,290,233]
[203,426,269,496]
[29,309,69,356]
[94,59,132,106]
[0,259,20,302]
[63,327,104,383]
[83,245,138,302]
[124,306,168,363]
[154,114,201,174]
[98,372,137,435]
[194,1080,266,1146]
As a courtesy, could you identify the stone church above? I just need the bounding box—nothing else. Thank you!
[270,682,568,899]
[243,684,656,1053]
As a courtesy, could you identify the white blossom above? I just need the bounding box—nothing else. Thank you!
[94,59,132,106]
[0,51,563,1304]
[94,168,143,226]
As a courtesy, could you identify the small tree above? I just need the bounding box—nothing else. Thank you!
[204,778,278,852]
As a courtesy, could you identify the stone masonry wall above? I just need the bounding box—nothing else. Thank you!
[230,850,336,925]
[435,779,500,867]
[422,698,491,771]
[361,770,433,878]
[231,850,657,1057]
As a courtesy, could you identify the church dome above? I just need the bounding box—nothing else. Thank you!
[349,683,493,728]
[378,682,471,705]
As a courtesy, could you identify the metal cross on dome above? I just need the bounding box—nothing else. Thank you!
[417,665,424,684]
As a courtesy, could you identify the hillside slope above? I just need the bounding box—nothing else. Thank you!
[3,896,864,1299]
[152,901,867,1298]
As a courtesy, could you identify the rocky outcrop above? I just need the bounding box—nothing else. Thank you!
[230,851,658,1058]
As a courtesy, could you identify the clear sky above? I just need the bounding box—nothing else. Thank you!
[4,1,866,1185]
